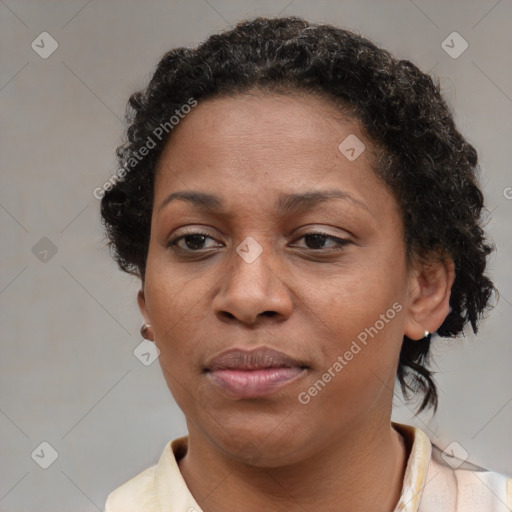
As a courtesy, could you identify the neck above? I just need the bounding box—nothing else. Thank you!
[178,417,409,512]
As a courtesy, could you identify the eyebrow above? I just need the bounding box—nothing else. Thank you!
[158,189,370,215]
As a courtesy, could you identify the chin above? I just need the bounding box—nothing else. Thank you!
[204,416,314,468]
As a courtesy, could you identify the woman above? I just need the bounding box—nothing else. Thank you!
[101,16,511,512]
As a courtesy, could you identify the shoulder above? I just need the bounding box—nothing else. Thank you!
[419,442,512,512]
[392,422,512,512]
[104,437,197,512]
[104,463,159,512]
[104,439,180,512]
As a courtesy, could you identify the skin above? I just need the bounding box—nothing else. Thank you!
[137,92,455,511]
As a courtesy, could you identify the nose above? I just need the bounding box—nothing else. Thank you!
[212,238,294,326]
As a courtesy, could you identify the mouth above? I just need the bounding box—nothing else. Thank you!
[205,347,309,399]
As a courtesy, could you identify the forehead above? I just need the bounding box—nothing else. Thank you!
[159,92,366,157]
[153,92,392,218]
[174,91,353,137]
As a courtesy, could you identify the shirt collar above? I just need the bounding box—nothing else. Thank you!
[391,422,432,511]
[154,422,432,512]
[154,436,203,511]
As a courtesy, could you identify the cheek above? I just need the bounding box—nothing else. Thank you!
[145,257,213,330]
[299,298,405,420]
[144,278,207,389]
[298,262,406,383]
[300,258,403,330]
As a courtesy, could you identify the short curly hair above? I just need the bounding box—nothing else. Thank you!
[100,16,495,413]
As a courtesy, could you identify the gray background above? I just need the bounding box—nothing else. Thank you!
[1,0,511,510]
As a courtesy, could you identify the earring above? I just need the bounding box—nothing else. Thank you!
[140,323,152,339]
[424,330,430,338]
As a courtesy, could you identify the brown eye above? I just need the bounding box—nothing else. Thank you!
[293,232,350,251]
[169,232,220,251]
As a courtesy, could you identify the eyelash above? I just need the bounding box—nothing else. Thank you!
[168,231,351,253]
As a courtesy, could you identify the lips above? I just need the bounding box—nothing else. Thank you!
[205,347,308,399]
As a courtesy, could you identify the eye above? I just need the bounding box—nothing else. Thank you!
[167,230,351,254]
[291,232,351,251]
[169,232,221,252]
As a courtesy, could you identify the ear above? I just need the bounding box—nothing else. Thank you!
[404,256,455,340]
[137,286,154,341]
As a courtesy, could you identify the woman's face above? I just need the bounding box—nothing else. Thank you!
[139,92,423,466]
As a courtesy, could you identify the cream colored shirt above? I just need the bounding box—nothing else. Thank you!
[104,422,512,511]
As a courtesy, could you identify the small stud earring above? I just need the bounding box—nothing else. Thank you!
[140,323,152,339]
[424,330,430,338]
